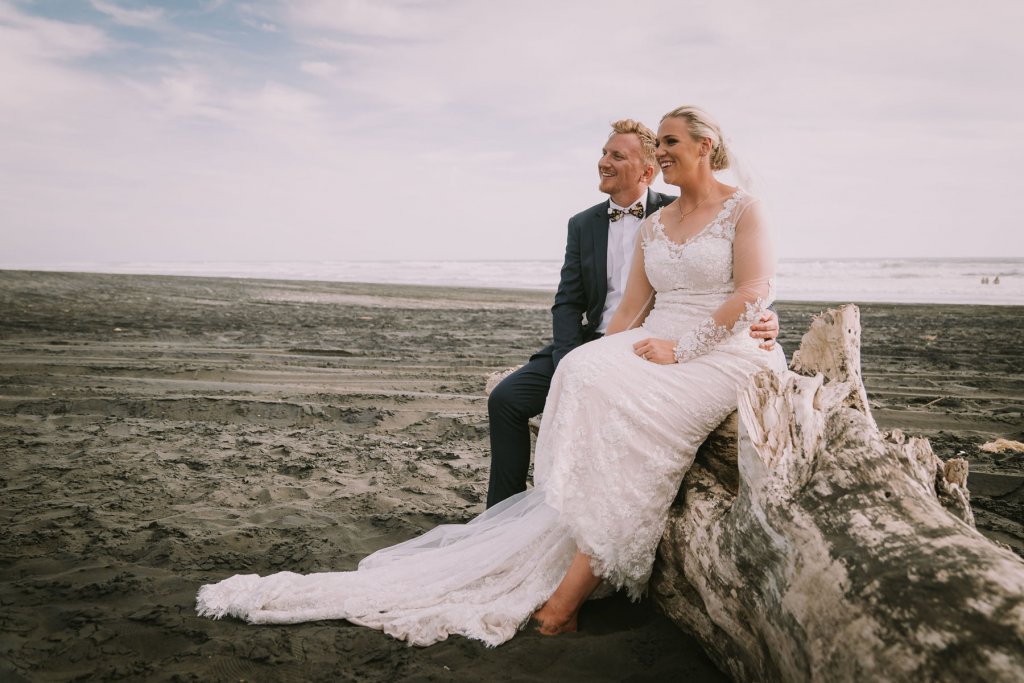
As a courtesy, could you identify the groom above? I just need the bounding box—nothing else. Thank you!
[485,119,777,508]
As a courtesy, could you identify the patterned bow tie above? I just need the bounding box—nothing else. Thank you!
[608,202,645,222]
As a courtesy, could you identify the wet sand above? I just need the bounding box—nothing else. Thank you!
[1,270,1021,682]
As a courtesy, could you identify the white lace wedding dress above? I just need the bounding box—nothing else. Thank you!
[197,190,786,647]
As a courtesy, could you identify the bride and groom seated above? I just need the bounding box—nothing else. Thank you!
[198,107,784,645]
[486,117,778,508]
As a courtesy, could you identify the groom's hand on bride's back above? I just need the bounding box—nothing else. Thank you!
[749,311,778,350]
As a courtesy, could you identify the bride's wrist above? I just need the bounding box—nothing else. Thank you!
[675,319,729,362]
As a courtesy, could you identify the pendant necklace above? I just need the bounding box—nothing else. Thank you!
[678,190,713,223]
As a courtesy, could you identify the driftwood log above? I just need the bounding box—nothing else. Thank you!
[484,305,1023,681]
[651,305,1024,682]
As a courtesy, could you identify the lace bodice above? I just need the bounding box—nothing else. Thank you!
[614,190,776,359]
[642,191,745,298]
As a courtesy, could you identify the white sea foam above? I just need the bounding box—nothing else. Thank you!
[3,258,1022,306]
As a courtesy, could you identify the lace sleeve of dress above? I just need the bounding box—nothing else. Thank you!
[673,197,776,363]
[638,213,659,246]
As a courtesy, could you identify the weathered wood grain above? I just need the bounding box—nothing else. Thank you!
[651,305,1024,682]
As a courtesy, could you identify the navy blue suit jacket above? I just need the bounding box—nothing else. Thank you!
[534,189,677,369]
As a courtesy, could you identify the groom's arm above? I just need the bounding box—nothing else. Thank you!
[550,216,588,369]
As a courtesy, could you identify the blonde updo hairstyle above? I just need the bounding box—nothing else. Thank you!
[660,106,730,172]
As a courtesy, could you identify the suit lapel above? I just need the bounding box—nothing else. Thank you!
[645,189,667,216]
[593,201,610,301]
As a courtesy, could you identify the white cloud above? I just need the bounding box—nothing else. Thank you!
[300,60,336,77]
[90,0,165,28]
[285,0,433,39]
[0,0,1022,265]
[236,4,279,33]
[0,2,110,61]
[0,4,113,117]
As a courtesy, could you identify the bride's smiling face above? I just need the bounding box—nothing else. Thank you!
[656,118,708,185]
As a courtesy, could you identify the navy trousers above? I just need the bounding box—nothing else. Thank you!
[485,353,556,508]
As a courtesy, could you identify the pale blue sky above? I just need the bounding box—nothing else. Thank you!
[2,0,1022,263]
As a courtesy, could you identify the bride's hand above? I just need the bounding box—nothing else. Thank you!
[632,338,677,364]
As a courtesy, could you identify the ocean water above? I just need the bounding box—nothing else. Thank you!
[3,258,1022,306]
[775,258,1023,306]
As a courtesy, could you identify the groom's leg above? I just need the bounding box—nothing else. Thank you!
[486,354,555,508]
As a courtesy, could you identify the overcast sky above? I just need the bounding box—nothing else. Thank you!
[2,0,1022,264]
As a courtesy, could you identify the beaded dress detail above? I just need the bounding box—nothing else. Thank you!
[196,190,785,647]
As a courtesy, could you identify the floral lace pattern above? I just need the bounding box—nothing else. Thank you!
[674,296,774,362]
[673,317,730,362]
[196,190,786,647]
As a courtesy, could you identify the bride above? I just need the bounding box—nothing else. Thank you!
[196,105,786,646]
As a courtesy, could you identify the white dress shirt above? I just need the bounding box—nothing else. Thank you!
[596,189,649,334]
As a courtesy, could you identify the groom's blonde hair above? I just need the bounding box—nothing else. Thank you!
[609,119,659,177]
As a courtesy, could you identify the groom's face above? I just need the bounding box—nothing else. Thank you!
[598,133,648,201]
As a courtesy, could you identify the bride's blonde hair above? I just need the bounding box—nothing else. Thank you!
[660,106,730,172]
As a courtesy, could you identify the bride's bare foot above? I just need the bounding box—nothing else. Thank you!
[530,598,578,635]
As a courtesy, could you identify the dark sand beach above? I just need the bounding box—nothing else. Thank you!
[1,270,1022,682]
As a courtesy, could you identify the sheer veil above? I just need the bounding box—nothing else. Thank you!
[717,141,761,196]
